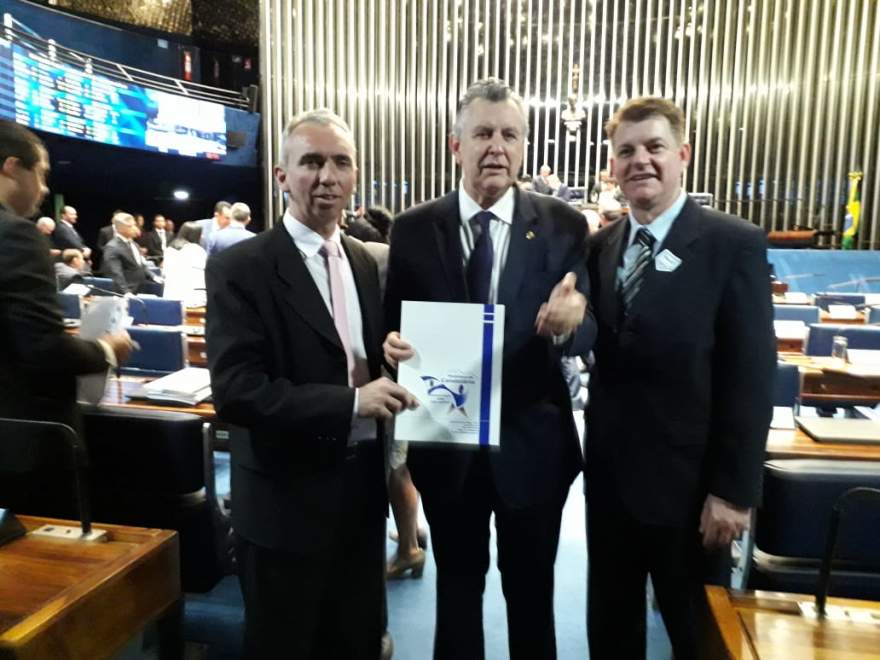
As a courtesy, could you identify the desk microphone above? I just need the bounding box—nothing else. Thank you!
[70,276,150,325]
[826,276,880,291]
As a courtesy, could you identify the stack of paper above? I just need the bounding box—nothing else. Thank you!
[141,367,212,406]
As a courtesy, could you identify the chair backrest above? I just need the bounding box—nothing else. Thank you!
[773,362,800,407]
[773,304,820,324]
[82,276,116,295]
[128,297,185,326]
[756,459,880,564]
[804,324,880,356]
[139,280,164,297]
[82,408,229,592]
[868,306,880,325]
[814,293,867,311]
[122,327,187,376]
[57,292,82,320]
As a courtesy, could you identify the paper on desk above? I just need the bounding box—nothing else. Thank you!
[783,292,811,304]
[774,320,807,340]
[394,301,504,447]
[771,406,796,430]
[77,296,129,405]
[827,304,858,320]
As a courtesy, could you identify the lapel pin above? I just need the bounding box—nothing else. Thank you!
[526,230,536,240]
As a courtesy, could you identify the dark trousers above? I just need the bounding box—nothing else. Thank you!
[235,459,386,659]
[586,482,730,660]
[420,453,566,660]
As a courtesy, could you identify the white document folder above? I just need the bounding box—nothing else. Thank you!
[394,301,504,447]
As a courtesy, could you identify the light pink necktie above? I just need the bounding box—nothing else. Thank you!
[322,240,368,386]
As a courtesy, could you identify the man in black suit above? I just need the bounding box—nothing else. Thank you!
[102,212,161,294]
[0,120,131,511]
[584,97,775,659]
[52,205,91,261]
[383,78,596,660]
[142,214,170,259]
[206,109,417,659]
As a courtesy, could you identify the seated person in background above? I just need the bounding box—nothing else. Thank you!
[342,207,384,243]
[162,221,207,307]
[54,248,90,289]
[207,202,256,256]
[142,214,171,260]
[35,216,61,259]
[102,212,162,294]
[598,196,624,227]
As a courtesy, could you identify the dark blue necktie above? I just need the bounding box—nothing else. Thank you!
[467,211,494,304]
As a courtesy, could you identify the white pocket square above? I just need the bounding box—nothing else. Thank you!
[655,249,682,272]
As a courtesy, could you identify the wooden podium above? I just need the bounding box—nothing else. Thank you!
[703,586,880,658]
[0,516,180,659]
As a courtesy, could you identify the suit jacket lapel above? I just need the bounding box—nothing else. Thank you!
[270,224,343,350]
[498,189,541,306]
[625,198,703,322]
[342,234,381,373]
[598,218,628,326]
[431,191,467,301]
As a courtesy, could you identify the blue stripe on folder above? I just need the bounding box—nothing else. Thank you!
[479,304,494,446]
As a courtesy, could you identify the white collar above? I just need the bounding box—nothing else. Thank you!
[457,182,515,225]
[626,190,688,248]
[282,209,344,259]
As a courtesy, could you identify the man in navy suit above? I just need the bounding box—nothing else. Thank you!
[52,205,91,261]
[384,78,596,660]
[585,97,775,659]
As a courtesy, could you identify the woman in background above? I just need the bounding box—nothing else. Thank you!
[162,221,206,307]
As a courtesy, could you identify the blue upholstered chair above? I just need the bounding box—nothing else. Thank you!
[813,293,867,311]
[773,304,820,324]
[773,362,800,408]
[122,327,187,376]
[128,297,185,326]
[57,292,82,320]
[804,324,880,356]
[749,459,880,601]
[867,306,880,325]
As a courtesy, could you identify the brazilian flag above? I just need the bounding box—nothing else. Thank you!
[842,171,862,250]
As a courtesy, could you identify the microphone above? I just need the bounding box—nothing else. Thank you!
[70,276,150,325]
[825,276,880,291]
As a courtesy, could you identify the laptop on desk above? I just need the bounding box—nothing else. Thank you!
[796,417,880,445]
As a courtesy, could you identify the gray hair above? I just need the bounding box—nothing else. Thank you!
[36,216,55,232]
[280,108,356,166]
[453,78,528,138]
[231,201,251,224]
[112,212,134,230]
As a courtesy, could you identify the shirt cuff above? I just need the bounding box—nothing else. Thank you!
[552,331,572,346]
[96,339,117,368]
[353,387,360,420]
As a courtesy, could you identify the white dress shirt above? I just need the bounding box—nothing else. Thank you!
[282,211,375,443]
[618,190,688,286]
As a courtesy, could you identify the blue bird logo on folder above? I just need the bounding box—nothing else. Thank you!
[421,375,469,416]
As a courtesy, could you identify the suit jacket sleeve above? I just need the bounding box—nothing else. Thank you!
[206,253,356,439]
[0,218,107,375]
[708,227,775,507]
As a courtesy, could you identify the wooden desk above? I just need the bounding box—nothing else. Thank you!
[766,428,880,461]
[703,586,880,659]
[820,310,867,325]
[100,375,216,419]
[779,354,880,405]
[185,307,205,325]
[187,334,207,367]
[0,516,180,660]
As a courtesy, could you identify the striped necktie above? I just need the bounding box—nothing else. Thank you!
[620,227,656,313]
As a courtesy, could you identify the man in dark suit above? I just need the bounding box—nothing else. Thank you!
[142,214,171,259]
[584,97,775,659]
[102,212,161,294]
[52,205,92,261]
[0,120,131,512]
[383,78,596,660]
[206,109,417,659]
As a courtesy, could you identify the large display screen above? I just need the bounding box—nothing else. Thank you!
[0,39,226,159]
